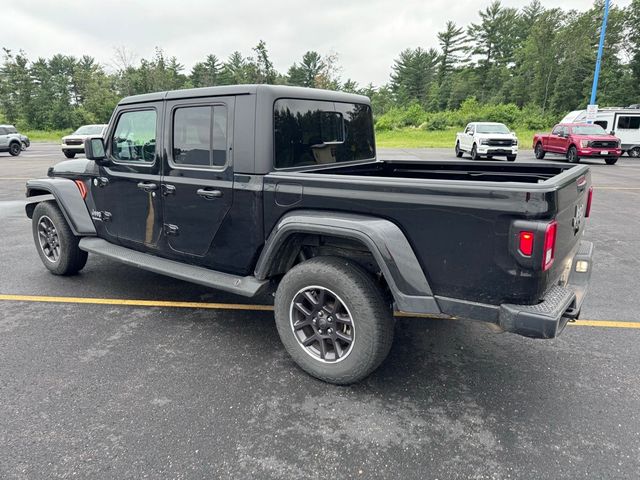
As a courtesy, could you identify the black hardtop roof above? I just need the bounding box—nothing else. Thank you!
[119,84,370,106]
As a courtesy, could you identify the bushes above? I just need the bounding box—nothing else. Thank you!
[375,96,556,132]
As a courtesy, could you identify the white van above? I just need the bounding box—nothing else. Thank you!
[561,107,640,157]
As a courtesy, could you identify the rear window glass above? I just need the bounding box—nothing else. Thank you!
[172,105,227,168]
[618,116,640,129]
[274,99,375,169]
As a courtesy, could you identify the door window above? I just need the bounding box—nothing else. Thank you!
[617,116,640,129]
[594,120,608,130]
[172,105,227,168]
[111,110,157,163]
[552,126,562,136]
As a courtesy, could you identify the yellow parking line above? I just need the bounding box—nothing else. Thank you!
[569,320,640,329]
[0,294,638,329]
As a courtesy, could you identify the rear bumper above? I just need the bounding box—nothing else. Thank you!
[497,240,593,338]
[433,241,594,339]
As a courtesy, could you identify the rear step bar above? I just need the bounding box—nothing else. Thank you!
[79,238,269,297]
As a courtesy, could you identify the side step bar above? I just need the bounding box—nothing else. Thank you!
[79,238,269,298]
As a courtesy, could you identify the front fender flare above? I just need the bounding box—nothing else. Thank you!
[25,178,96,236]
[255,210,440,315]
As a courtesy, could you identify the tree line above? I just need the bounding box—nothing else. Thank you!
[1,0,638,132]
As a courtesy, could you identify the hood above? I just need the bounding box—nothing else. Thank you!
[48,158,100,178]
[475,132,517,139]
[571,133,620,141]
[62,134,94,141]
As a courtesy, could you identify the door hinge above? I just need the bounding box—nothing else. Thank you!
[163,224,179,236]
[162,184,176,196]
[93,177,109,188]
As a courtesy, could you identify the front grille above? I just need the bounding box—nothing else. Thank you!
[487,139,515,146]
[65,139,83,145]
[590,140,617,148]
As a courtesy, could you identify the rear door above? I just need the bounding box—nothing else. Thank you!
[161,97,234,257]
[0,127,7,149]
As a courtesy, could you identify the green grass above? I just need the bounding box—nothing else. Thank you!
[375,127,540,149]
[22,129,73,143]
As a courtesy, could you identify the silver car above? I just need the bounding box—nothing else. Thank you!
[0,124,29,156]
[62,124,108,158]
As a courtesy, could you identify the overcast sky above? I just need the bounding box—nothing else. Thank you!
[4,0,632,87]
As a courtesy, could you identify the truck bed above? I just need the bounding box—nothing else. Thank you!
[264,160,591,306]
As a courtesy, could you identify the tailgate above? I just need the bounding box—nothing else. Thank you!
[546,167,592,287]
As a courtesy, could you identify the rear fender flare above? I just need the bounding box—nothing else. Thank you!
[255,210,440,314]
[25,178,96,236]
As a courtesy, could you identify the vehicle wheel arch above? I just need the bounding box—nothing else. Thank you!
[25,179,96,236]
[255,210,440,315]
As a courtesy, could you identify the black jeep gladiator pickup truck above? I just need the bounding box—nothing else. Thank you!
[25,85,594,384]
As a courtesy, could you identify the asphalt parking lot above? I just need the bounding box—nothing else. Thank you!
[1,144,639,479]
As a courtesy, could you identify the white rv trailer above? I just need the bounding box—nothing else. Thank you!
[561,107,640,157]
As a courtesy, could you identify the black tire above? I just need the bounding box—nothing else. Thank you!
[534,142,546,159]
[63,150,76,159]
[567,146,579,163]
[455,141,463,158]
[605,157,618,165]
[487,155,493,160]
[628,147,640,158]
[507,155,517,162]
[32,201,88,275]
[9,142,21,156]
[471,144,480,160]
[274,256,394,385]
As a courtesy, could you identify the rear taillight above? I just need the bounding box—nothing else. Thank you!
[518,231,534,256]
[542,220,557,271]
[74,179,87,199]
[585,186,593,218]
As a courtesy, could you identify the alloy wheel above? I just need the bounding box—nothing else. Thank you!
[290,286,355,363]
[37,215,60,263]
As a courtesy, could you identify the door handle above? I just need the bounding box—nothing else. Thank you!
[162,184,176,196]
[137,182,158,192]
[197,188,223,199]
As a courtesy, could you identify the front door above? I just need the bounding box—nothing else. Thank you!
[93,104,164,248]
[161,97,234,258]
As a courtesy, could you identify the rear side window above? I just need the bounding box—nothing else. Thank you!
[0,127,6,135]
[618,116,640,129]
[112,110,157,163]
[172,105,227,168]
[274,99,375,169]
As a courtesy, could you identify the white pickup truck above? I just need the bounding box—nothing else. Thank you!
[455,122,518,161]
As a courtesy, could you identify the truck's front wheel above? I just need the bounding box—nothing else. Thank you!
[455,141,463,158]
[535,143,545,159]
[274,256,394,385]
[567,146,580,163]
[471,144,480,160]
[32,201,88,275]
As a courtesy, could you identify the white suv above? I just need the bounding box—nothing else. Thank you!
[455,122,518,161]
[62,124,107,158]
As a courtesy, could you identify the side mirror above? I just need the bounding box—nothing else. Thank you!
[84,137,107,163]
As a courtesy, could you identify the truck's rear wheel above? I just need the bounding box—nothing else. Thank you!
[567,146,579,163]
[507,155,516,162]
[274,256,394,385]
[628,147,640,158]
[32,201,88,275]
[605,157,618,165]
[455,141,463,158]
[63,151,76,159]
[535,143,545,159]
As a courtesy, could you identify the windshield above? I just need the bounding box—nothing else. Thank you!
[74,125,105,135]
[572,125,607,135]
[475,124,510,134]
[274,99,375,168]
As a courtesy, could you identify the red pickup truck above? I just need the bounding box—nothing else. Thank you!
[533,123,622,165]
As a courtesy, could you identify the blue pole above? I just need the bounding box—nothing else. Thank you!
[589,0,610,107]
